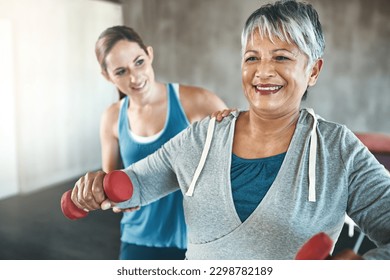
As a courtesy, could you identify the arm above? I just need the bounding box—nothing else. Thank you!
[71,120,189,211]
[100,103,122,172]
[100,104,140,212]
[343,130,390,259]
[116,128,188,209]
[70,104,122,211]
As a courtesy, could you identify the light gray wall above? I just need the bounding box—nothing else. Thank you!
[122,0,390,133]
[1,0,389,199]
[0,0,123,198]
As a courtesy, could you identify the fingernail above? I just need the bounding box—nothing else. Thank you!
[101,201,111,210]
[83,208,89,212]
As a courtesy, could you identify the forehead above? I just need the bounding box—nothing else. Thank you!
[244,30,299,53]
[105,40,146,68]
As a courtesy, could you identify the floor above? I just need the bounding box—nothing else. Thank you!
[0,177,376,260]
[0,177,122,260]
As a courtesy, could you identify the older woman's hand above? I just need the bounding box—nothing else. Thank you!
[70,170,110,212]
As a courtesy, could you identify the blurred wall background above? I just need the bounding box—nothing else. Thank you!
[123,0,390,132]
[0,0,122,199]
[0,0,389,199]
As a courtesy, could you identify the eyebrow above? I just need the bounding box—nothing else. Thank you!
[133,55,142,63]
[244,48,297,56]
[272,48,297,55]
[113,55,143,72]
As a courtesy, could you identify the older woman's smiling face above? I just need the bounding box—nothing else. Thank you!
[241,30,322,117]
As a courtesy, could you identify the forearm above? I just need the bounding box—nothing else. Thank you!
[115,167,179,208]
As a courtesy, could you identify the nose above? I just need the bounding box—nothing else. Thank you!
[255,60,276,79]
[129,70,140,85]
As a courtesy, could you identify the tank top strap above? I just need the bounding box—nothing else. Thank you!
[166,83,190,129]
[118,96,129,140]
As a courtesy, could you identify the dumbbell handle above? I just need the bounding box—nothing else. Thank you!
[61,170,133,220]
[295,232,333,260]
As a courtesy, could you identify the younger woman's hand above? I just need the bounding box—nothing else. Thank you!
[112,206,141,213]
[211,108,237,122]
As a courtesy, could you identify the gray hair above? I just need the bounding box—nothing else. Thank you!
[241,0,325,65]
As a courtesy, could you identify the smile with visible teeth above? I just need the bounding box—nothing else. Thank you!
[254,84,283,95]
[256,85,282,91]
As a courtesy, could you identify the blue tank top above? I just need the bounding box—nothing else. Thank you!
[118,83,189,249]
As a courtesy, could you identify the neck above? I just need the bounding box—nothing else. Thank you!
[128,81,164,109]
[247,109,300,140]
[233,109,300,158]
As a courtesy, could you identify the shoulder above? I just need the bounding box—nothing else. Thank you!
[177,84,227,123]
[100,100,122,127]
[300,108,350,137]
[190,110,238,136]
[300,108,367,160]
[178,84,215,100]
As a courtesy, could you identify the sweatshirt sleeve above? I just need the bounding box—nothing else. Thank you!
[115,126,190,209]
[342,128,390,259]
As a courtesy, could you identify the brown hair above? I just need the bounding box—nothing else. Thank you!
[95,26,149,99]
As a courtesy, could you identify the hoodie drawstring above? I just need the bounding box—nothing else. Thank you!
[185,117,216,197]
[306,108,317,202]
[186,109,317,202]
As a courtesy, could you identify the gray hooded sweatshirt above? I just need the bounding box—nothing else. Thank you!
[119,108,390,259]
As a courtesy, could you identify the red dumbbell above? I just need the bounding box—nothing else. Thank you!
[295,232,333,260]
[61,170,133,220]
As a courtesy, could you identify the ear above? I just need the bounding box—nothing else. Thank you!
[308,59,323,87]
[147,46,154,63]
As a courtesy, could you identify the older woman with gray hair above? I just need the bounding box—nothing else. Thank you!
[71,0,390,259]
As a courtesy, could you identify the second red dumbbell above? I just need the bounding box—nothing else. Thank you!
[61,170,133,220]
[295,232,333,260]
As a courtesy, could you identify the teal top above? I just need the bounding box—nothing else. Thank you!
[118,83,188,249]
[231,152,286,222]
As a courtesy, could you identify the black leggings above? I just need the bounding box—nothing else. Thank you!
[119,242,186,260]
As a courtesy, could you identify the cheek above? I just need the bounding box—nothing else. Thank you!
[241,68,251,98]
[113,78,129,90]
[144,62,154,75]
[241,66,251,84]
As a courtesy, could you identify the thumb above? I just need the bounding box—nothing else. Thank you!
[100,199,112,210]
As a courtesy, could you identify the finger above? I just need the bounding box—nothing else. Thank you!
[216,112,223,121]
[223,108,236,116]
[71,181,88,212]
[83,173,101,210]
[91,171,106,205]
[211,111,221,118]
[112,207,122,213]
[112,206,140,213]
[101,198,112,210]
[221,109,230,117]
[123,206,141,212]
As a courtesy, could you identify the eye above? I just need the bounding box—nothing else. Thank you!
[115,69,126,76]
[135,59,144,66]
[275,56,290,61]
[245,56,258,63]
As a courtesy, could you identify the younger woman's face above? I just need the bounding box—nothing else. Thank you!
[104,40,154,96]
